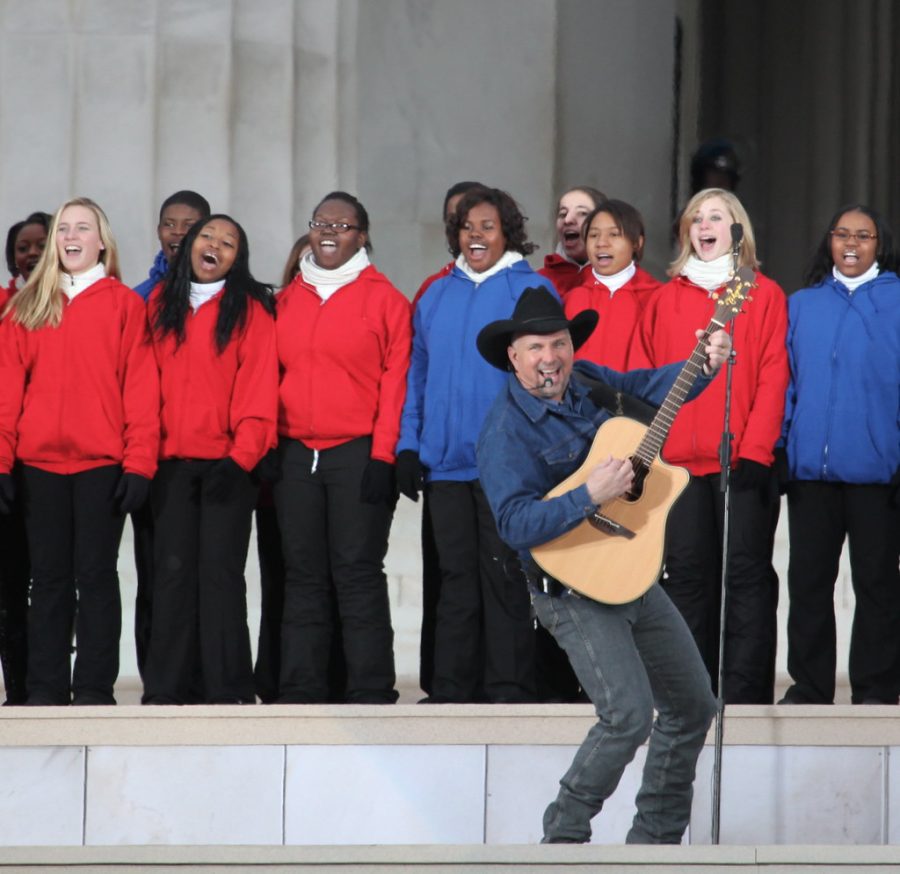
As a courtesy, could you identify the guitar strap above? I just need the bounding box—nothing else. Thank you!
[572,372,658,426]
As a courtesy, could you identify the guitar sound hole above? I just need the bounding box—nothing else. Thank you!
[624,458,649,502]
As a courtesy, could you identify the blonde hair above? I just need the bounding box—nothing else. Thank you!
[668,188,760,278]
[6,197,120,330]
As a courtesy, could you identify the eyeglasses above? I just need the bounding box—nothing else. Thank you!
[830,229,877,243]
[308,220,361,233]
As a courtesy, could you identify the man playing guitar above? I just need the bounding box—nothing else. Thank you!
[475,286,731,844]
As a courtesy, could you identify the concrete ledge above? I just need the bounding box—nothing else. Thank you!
[3,705,899,848]
[2,843,900,871]
[0,703,897,747]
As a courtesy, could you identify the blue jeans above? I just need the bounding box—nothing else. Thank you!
[531,582,716,844]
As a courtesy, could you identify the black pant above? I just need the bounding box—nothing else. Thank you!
[274,437,397,704]
[253,499,283,703]
[142,459,257,704]
[784,481,900,704]
[21,464,125,705]
[0,465,30,704]
[427,479,536,703]
[418,490,441,696]
[661,472,779,704]
[253,497,349,703]
[131,501,154,681]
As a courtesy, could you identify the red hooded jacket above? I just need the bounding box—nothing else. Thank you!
[627,272,788,475]
[538,254,590,300]
[149,290,277,472]
[0,276,160,477]
[276,265,411,463]
[565,265,661,370]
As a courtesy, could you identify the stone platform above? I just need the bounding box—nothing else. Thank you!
[1,703,898,850]
[5,843,900,872]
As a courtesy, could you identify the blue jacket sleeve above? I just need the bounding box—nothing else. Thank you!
[477,410,597,552]
[132,250,168,301]
[573,359,712,407]
[396,298,428,454]
[477,360,712,553]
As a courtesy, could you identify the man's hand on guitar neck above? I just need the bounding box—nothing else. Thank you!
[698,328,732,376]
[585,455,635,506]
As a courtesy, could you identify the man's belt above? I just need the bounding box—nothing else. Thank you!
[521,560,570,598]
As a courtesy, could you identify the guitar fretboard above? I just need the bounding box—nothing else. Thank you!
[629,265,753,468]
[632,322,724,468]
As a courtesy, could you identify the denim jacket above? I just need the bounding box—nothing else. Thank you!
[476,360,710,559]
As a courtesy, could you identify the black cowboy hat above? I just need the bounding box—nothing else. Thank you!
[476,286,599,371]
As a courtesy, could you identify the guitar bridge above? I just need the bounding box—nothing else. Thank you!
[588,513,636,539]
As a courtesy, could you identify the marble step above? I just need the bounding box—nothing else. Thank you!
[3,843,900,871]
[1,704,898,848]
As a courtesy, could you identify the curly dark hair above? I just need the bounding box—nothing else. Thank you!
[447,187,537,259]
[803,204,896,287]
[5,211,51,276]
[152,214,275,353]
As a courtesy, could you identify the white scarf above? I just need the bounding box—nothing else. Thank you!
[455,249,523,284]
[190,279,225,311]
[833,261,879,293]
[60,262,106,300]
[300,247,370,301]
[681,253,733,292]
[592,261,636,296]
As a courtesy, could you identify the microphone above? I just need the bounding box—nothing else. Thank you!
[518,375,556,392]
[730,222,743,274]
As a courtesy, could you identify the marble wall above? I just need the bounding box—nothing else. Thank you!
[0,740,893,845]
[0,0,704,696]
[0,0,679,296]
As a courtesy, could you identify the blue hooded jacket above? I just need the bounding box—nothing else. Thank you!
[783,270,899,483]
[397,260,558,482]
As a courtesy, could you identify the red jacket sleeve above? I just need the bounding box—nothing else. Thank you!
[0,318,25,474]
[229,301,278,471]
[370,289,412,464]
[117,296,160,478]
[733,275,789,466]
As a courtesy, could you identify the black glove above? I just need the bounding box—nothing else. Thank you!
[360,459,396,505]
[0,473,14,514]
[114,473,151,514]
[730,458,772,493]
[395,450,424,502]
[252,447,282,485]
[575,373,658,426]
[205,457,247,502]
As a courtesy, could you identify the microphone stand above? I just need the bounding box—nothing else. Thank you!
[711,226,742,844]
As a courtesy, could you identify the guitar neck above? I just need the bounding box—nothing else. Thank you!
[633,318,726,466]
[630,265,753,467]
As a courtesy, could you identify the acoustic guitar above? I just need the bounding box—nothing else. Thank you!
[530,267,755,605]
